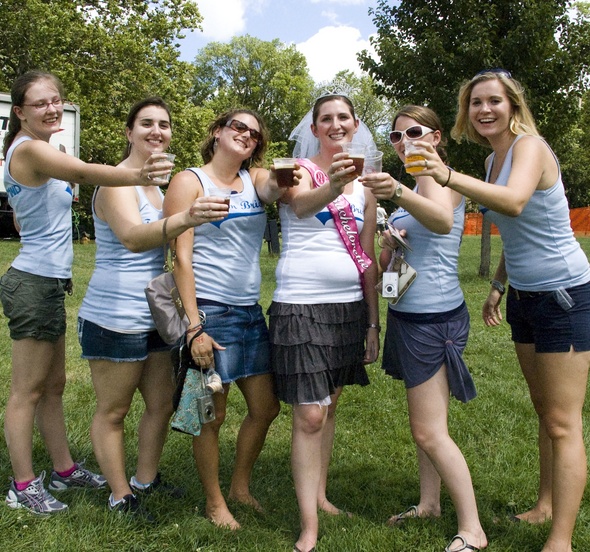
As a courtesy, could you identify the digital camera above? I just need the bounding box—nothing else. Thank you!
[382,272,399,298]
[195,387,216,424]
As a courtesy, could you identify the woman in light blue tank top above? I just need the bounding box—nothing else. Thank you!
[417,70,590,552]
[360,106,487,552]
[163,109,289,530]
[0,71,173,516]
[77,98,227,519]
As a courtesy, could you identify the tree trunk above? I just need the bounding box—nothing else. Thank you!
[478,216,491,278]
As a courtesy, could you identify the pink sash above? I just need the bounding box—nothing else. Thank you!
[298,158,372,275]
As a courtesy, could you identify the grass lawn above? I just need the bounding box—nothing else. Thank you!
[0,235,589,551]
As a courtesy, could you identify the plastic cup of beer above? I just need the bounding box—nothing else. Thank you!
[363,151,384,175]
[404,142,425,175]
[273,158,297,188]
[341,143,366,177]
[161,153,176,182]
[208,187,232,207]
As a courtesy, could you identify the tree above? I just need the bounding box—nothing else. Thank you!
[0,0,206,227]
[191,35,315,148]
[359,0,590,275]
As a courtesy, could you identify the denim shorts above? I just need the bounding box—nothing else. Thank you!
[0,267,68,342]
[78,318,170,362]
[506,280,590,353]
[199,300,271,383]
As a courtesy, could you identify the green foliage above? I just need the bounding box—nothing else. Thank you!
[0,0,207,217]
[191,35,315,144]
[359,0,590,204]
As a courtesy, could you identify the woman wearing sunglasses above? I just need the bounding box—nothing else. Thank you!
[360,106,487,552]
[268,93,379,552]
[163,109,287,530]
[417,70,590,552]
[0,71,170,517]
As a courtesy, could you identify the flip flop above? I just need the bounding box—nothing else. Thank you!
[387,505,418,527]
[444,534,479,552]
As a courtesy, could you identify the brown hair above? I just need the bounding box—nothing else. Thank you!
[201,109,268,170]
[393,105,447,162]
[3,70,65,157]
[122,97,172,161]
[451,72,539,147]
[312,94,356,126]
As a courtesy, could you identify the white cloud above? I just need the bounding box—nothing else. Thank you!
[197,0,247,40]
[296,26,372,82]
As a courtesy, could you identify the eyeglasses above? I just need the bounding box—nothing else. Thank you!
[22,98,66,111]
[474,68,512,79]
[225,119,262,144]
[389,125,434,145]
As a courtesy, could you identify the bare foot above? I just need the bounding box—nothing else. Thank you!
[512,507,552,525]
[318,499,352,518]
[206,503,241,530]
[228,489,264,513]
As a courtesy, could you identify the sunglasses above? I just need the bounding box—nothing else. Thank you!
[389,125,434,145]
[474,68,512,79]
[225,119,262,144]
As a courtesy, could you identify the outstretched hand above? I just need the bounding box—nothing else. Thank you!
[402,141,449,186]
[189,196,229,225]
[139,153,174,186]
[327,152,358,194]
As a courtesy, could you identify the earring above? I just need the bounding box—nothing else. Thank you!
[213,137,219,152]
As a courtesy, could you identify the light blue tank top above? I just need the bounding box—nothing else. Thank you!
[78,187,164,331]
[188,168,266,305]
[5,136,74,278]
[389,187,465,313]
[483,136,590,290]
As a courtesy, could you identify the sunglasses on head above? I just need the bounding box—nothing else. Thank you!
[474,68,512,79]
[225,119,262,144]
[389,125,434,145]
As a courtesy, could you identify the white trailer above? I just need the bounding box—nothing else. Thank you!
[0,93,81,235]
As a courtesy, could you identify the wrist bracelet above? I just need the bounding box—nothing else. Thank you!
[186,324,202,334]
[442,167,452,188]
[367,323,381,332]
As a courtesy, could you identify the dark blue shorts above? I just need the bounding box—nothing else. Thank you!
[506,281,590,353]
[78,318,170,362]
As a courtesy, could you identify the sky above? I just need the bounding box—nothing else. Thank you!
[179,0,380,83]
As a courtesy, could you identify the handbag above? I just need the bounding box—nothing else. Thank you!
[144,218,189,344]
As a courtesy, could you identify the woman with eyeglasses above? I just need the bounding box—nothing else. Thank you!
[360,105,487,552]
[0,71,171,516]
[163,109,289,530]
[268,93,379,552]
[417,70,590,552]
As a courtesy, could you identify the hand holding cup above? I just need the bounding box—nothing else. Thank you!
[273,158,299,188]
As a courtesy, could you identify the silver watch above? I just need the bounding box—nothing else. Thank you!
[393,181,403,199]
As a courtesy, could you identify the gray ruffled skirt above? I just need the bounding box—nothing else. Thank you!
[268,300,369,404]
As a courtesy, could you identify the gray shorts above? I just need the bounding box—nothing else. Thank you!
[0,267,69,342]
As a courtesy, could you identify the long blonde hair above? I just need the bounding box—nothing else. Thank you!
[451,72,539,147]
